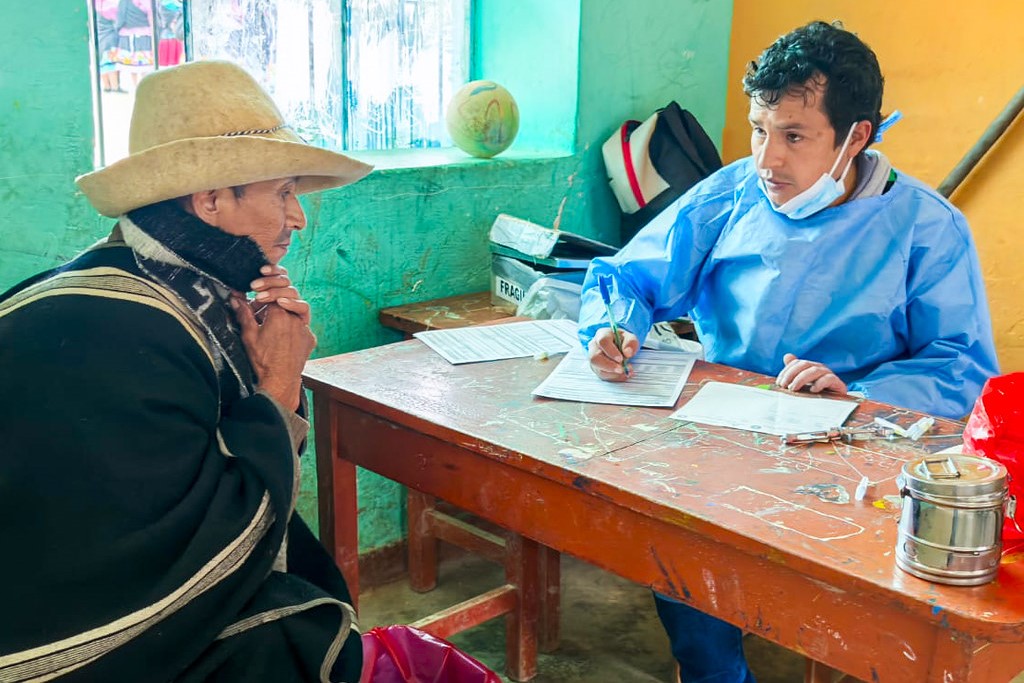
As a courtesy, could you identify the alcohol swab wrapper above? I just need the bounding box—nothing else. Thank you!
[855,476,870,501]
[906,416,935,441]
[873,417,908,438]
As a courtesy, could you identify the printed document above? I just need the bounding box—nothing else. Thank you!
[414,319,579,365]
[670,382,857,436]
[532,347,698,407]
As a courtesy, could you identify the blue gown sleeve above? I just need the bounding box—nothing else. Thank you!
[577,193,731,348]
[846,210,999,419]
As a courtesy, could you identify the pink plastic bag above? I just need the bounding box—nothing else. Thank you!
[962,373,1024,544]
[359,625,502,683]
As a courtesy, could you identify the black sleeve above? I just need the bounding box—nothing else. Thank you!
[0,293,295,680]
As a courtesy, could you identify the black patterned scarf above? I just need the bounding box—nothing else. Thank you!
[121,200,269,400]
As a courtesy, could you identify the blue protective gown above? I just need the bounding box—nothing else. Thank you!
[579,157,999,419]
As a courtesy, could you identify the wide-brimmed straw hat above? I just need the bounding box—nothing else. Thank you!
[76,60,373,217]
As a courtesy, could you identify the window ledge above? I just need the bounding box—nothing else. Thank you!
[348,146,575,172]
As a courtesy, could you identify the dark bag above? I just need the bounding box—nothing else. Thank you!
[602,101,723,244]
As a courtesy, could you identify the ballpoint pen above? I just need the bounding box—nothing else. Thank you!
[598,275,631,377]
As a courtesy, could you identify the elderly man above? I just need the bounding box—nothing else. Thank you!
[578,21,998,683]
[0,61,371,681]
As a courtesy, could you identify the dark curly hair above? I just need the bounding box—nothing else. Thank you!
[743,21,884,151]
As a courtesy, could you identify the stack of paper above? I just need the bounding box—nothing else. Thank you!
[414,319,578,365]
[670,382,858,436]
[532,347,698,408]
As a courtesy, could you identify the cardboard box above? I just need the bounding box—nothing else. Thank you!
[488,214,616,309]
[491,254,587,309]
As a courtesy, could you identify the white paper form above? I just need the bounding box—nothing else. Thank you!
[414,319,579,365]
[670,381,858,436]
[532,347,698,407]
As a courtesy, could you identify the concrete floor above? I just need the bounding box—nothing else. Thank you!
[358,551,806,682]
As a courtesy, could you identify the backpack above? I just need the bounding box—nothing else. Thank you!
[602,101,723,244]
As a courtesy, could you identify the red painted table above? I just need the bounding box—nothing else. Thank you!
[304,339,1024,682]
[378,291,513,336]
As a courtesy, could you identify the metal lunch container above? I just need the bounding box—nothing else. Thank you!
[895,454,1011,586]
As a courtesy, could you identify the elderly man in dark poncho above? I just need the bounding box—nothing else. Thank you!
[0,60,372,682]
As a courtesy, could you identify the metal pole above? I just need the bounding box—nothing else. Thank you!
[182,0,192,62]
[938,85,1024,198]
[150,0,160,69]
[88,0,107,167]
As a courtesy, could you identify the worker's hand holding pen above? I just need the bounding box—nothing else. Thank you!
[588,275,639,381]
[588,326,640,381]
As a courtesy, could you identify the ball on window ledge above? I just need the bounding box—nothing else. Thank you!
[446,80,519,158]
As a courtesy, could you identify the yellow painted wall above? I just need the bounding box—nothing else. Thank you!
[724,1,1024,371]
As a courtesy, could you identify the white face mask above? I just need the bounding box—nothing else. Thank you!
[758,123,857,220]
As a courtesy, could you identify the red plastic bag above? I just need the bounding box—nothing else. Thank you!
[963,373,1024,543]
[360,625,502,683]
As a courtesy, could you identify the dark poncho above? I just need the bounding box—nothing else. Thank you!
[0,202,361,682]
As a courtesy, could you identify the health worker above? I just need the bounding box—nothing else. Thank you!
[577,20,999,683]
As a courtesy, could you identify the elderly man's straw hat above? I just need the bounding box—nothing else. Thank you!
[76,60,372,217]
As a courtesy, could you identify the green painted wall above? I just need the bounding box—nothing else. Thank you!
[0,0,732,553]
[0,3,102,284]
[473,0,580,153]
[574,0,734,243]
[290,156,587,548]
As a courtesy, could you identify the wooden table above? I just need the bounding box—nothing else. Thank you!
[306,340,1024,683]
[378,291,513,337]
[378,291,561,677]
[379,290,696,341]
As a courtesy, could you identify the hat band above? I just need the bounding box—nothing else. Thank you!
[221,124,288,137]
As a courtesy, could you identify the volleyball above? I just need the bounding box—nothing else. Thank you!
[446,80,519,158]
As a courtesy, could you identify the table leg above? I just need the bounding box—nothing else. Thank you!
[926,633,1024,682]
[408,489,438,592]
[314,395,360,607]
[540,546,561,653]
[505,533,540,682]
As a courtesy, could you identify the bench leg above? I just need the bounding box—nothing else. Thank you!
[404,493,557,677]
[408,489,438,592]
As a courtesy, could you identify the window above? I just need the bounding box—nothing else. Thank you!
[343,0,470,150]
[89,0,187,165]
[88,0,471,165]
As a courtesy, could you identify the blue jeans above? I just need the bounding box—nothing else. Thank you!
[654,593,756,683]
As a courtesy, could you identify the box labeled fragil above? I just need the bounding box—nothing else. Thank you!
[488,214,617,309]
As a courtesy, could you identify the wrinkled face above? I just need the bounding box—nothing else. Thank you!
[216,177,306,264]
[749,82,850,207]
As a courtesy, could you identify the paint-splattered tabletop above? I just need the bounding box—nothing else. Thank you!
[378,291,513,337]
[306,337,1024,679]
